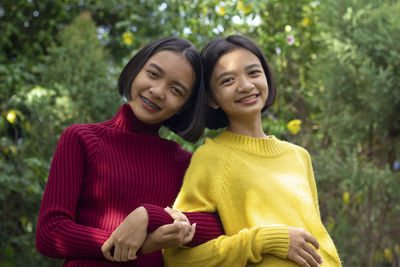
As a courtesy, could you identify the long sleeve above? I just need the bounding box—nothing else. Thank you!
[36,126,111,258]
[302,148,321,219]
[142,204,224,246]
[163,142,290,266]
[164,225,289,267]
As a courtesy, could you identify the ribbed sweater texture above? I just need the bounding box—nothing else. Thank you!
[164,131,341,267]
[36,104,223,267]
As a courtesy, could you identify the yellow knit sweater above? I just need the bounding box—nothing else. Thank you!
[164,131,341,267]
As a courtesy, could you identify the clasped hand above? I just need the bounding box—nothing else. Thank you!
[287,227,324,267]
[101,206,195,262]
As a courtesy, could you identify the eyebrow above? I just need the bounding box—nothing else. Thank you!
[215,63,263,82]
[148,63,189,93]
[245,63,262,71]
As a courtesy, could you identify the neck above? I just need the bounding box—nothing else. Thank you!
[227,112,267,138]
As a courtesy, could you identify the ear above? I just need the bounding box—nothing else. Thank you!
[207,93,219,110]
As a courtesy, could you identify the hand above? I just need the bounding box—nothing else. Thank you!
[101,206,149,262]
[141,221,196,254]
[287,227,323,267]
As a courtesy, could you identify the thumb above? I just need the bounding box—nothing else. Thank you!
[101,237,115,261]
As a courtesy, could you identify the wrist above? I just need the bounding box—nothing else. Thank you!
[132,206,149,228]
[140,234,156,255]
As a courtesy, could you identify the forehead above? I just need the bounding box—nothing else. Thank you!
[146,50,191,69]
[213,48,261,73]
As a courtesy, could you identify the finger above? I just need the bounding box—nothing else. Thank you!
[120,245,129,262]
[299,248,319,267]
[182,223,196,244]
[128,248,138,261]
[176,209,190,223]
[113,244,122,262]
[158,223,182,235]
[101,238,115,261]
[304,243,323,264]
[304,233,320,250]
[165,207,187,222]
[291,254,310,267]
[165,207,181,221]
[173,221,191,238]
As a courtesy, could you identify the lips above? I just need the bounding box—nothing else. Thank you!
[140,96,161,110]
[236,94,259,103]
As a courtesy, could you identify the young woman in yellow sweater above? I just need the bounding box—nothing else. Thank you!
[163,35,342,267]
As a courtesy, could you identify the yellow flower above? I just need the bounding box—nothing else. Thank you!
[287,119,302,135]
[122,32,134,45]
[6,110,17,124]
[395,244,400,255]
[384,248,393,263]
[342,191,350,205]
[238,0,252,14]
[217,5,226,16]
[302,17,311,26]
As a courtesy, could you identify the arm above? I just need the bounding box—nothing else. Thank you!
[36,126,111,259]
[142,204,223,247]
[164,225,289,267]
[302,149,321,218]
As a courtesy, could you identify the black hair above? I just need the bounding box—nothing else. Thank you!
[118,37,205,142]
[201,34,276,129]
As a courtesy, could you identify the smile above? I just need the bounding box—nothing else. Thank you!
[140,96,161,111]
[236,94,259,103]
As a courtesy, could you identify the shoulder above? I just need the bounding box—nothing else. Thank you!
[281,141,312,165]
[192,138,228,160]
[60,122,106,142]
[188,138,231,172]
[58,123,108,163]
[169,140,193,167]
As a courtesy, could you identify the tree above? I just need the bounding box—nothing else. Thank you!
[310,1,400,265]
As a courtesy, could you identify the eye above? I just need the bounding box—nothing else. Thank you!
[221,77,234,85]
[249,69,262,76]
[147,70,159,78]
[171,87,183,96]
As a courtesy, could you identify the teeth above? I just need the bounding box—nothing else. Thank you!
[142,97,160,110]
[239,95,257,102]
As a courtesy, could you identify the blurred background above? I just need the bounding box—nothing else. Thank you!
[0,0,399,266]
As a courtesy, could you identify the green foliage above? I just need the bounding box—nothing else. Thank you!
[309,1,400,266]
[0,13,118,266]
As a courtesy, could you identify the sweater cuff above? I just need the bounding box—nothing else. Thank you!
[256,225,289,259]
[141,204,173,233]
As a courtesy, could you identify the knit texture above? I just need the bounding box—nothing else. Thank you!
[164,130,341,267]
[36,104,223,267]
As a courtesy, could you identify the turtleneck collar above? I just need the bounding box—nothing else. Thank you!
[110,104,162,136]
[214,130,291,158]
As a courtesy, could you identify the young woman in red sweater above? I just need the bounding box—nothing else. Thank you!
[36,37,223,267]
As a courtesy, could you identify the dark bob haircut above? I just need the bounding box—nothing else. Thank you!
[118,37,205,142]
[201,34,276,129]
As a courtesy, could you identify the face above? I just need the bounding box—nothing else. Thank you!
[209,48,269,122]
[128,50,195,124]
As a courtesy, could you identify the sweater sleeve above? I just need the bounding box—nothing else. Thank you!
[163,142,290,266]
[164,225,289,267]
[142,204,224,247]
[36,126,111,259]
[302,148,321,218]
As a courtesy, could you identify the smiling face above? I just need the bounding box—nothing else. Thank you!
[128,50,195,124]
[209,48,269,123]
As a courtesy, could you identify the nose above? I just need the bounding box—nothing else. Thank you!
[149,85,165,100]
[237,77,253,93]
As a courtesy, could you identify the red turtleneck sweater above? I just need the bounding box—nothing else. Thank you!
[36,104,223,266]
